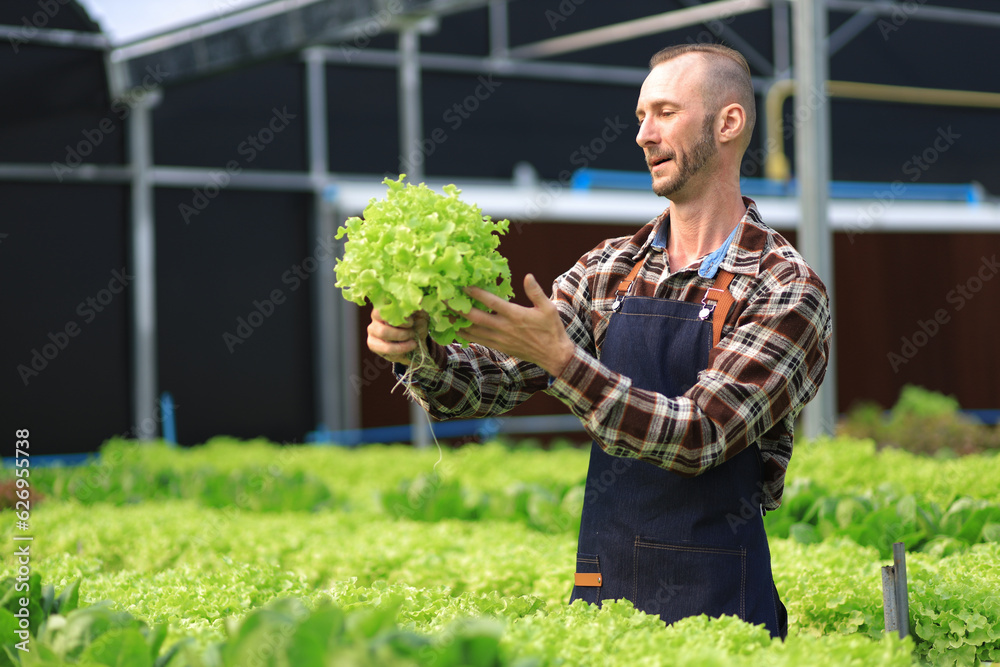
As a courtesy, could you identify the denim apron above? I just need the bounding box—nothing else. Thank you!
[569,280,787,639]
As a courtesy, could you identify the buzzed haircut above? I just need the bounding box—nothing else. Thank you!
[649,44,757,148]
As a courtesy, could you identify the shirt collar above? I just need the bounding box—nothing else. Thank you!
[696,222,740,278]
[642,196,763,278]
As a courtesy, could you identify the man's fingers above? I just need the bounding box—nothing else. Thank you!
[373,308,421,328]
[367,320,418,363]
[522,274,552,310]
[369,334,415,354]
[372,308,394,326]
[367,309,435,367]
[372,321,415,342]
[463,286,510,312]
[466,278,552,315]
[459,323,500,349]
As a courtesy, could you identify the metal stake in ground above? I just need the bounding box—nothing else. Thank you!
[881,541,910,638]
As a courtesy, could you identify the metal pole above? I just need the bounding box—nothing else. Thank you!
[128,89,162,441]
[760,3,787,194]
[772,0,792,78]
[881,541,910,637]
[892,542,910,638]
[489,0,509,58]
[793,0,838,438]
[881,563,898,634]
[334,199,360,432]
[398,26,431,449]
[305,48,348,435]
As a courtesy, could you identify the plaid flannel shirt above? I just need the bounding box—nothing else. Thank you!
[405,198,832,510]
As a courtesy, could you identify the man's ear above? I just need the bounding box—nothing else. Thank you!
[717,103,747,146]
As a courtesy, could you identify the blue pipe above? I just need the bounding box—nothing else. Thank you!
[161,391,177,446]
[570,168,983,203]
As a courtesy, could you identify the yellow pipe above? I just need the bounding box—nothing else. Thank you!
[764,79,796,182]
[763,80,1000,181]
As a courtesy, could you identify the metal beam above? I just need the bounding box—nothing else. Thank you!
[506,0,771,60]
[827,7,879,56]
[151,166,315,190]
[676,0,774,76]
[312,46,777,93]
[109,0,490,94]
[398,28,425,182]
[397,26,432,449]
[772,0,792,78]
[793,0,837,438]
[0,162,314,189]
[331,196,360,433]
[768,0,792,161]
[112,0,490,61]
[6,157,996,232]
[306,51,330,181]
[827,0,1000,28]
[0,24,109,49]
[112,0,337,58]
[127,90,162,441]
[304,48,349,436]
[0,163,131,183]
[488,0,509,58]
[319,44,648,84]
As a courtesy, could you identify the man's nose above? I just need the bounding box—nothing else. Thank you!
[636,118,657,147]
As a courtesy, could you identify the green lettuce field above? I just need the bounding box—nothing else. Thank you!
[2,436,999,666]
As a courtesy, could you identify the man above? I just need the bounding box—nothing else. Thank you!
[367,43,832,639]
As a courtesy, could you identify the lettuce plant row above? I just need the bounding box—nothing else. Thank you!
[2,437,999,665]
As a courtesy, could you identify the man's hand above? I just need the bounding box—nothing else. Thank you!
[460,274,575,377]
[367,310,429,365]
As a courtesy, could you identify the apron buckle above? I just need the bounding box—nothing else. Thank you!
[700,286,727,320]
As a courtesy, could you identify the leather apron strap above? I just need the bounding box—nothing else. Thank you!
[704,269,736,348]
[611,256,737,347]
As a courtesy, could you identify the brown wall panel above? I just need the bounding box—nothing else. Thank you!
[356,220,648,429]
[834,232,1000,412]
[355,222,999,432]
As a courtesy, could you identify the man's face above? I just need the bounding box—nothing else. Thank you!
[635,56,718,199]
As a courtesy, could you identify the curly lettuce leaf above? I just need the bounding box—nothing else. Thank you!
[335,175,513,346]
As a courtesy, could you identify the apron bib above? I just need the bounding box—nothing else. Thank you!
[569,285,787,638]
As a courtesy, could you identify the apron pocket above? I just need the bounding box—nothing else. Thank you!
[570,552,602,606]
[632,537,746,624]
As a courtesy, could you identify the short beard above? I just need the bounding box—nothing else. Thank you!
[649,113,717,198]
